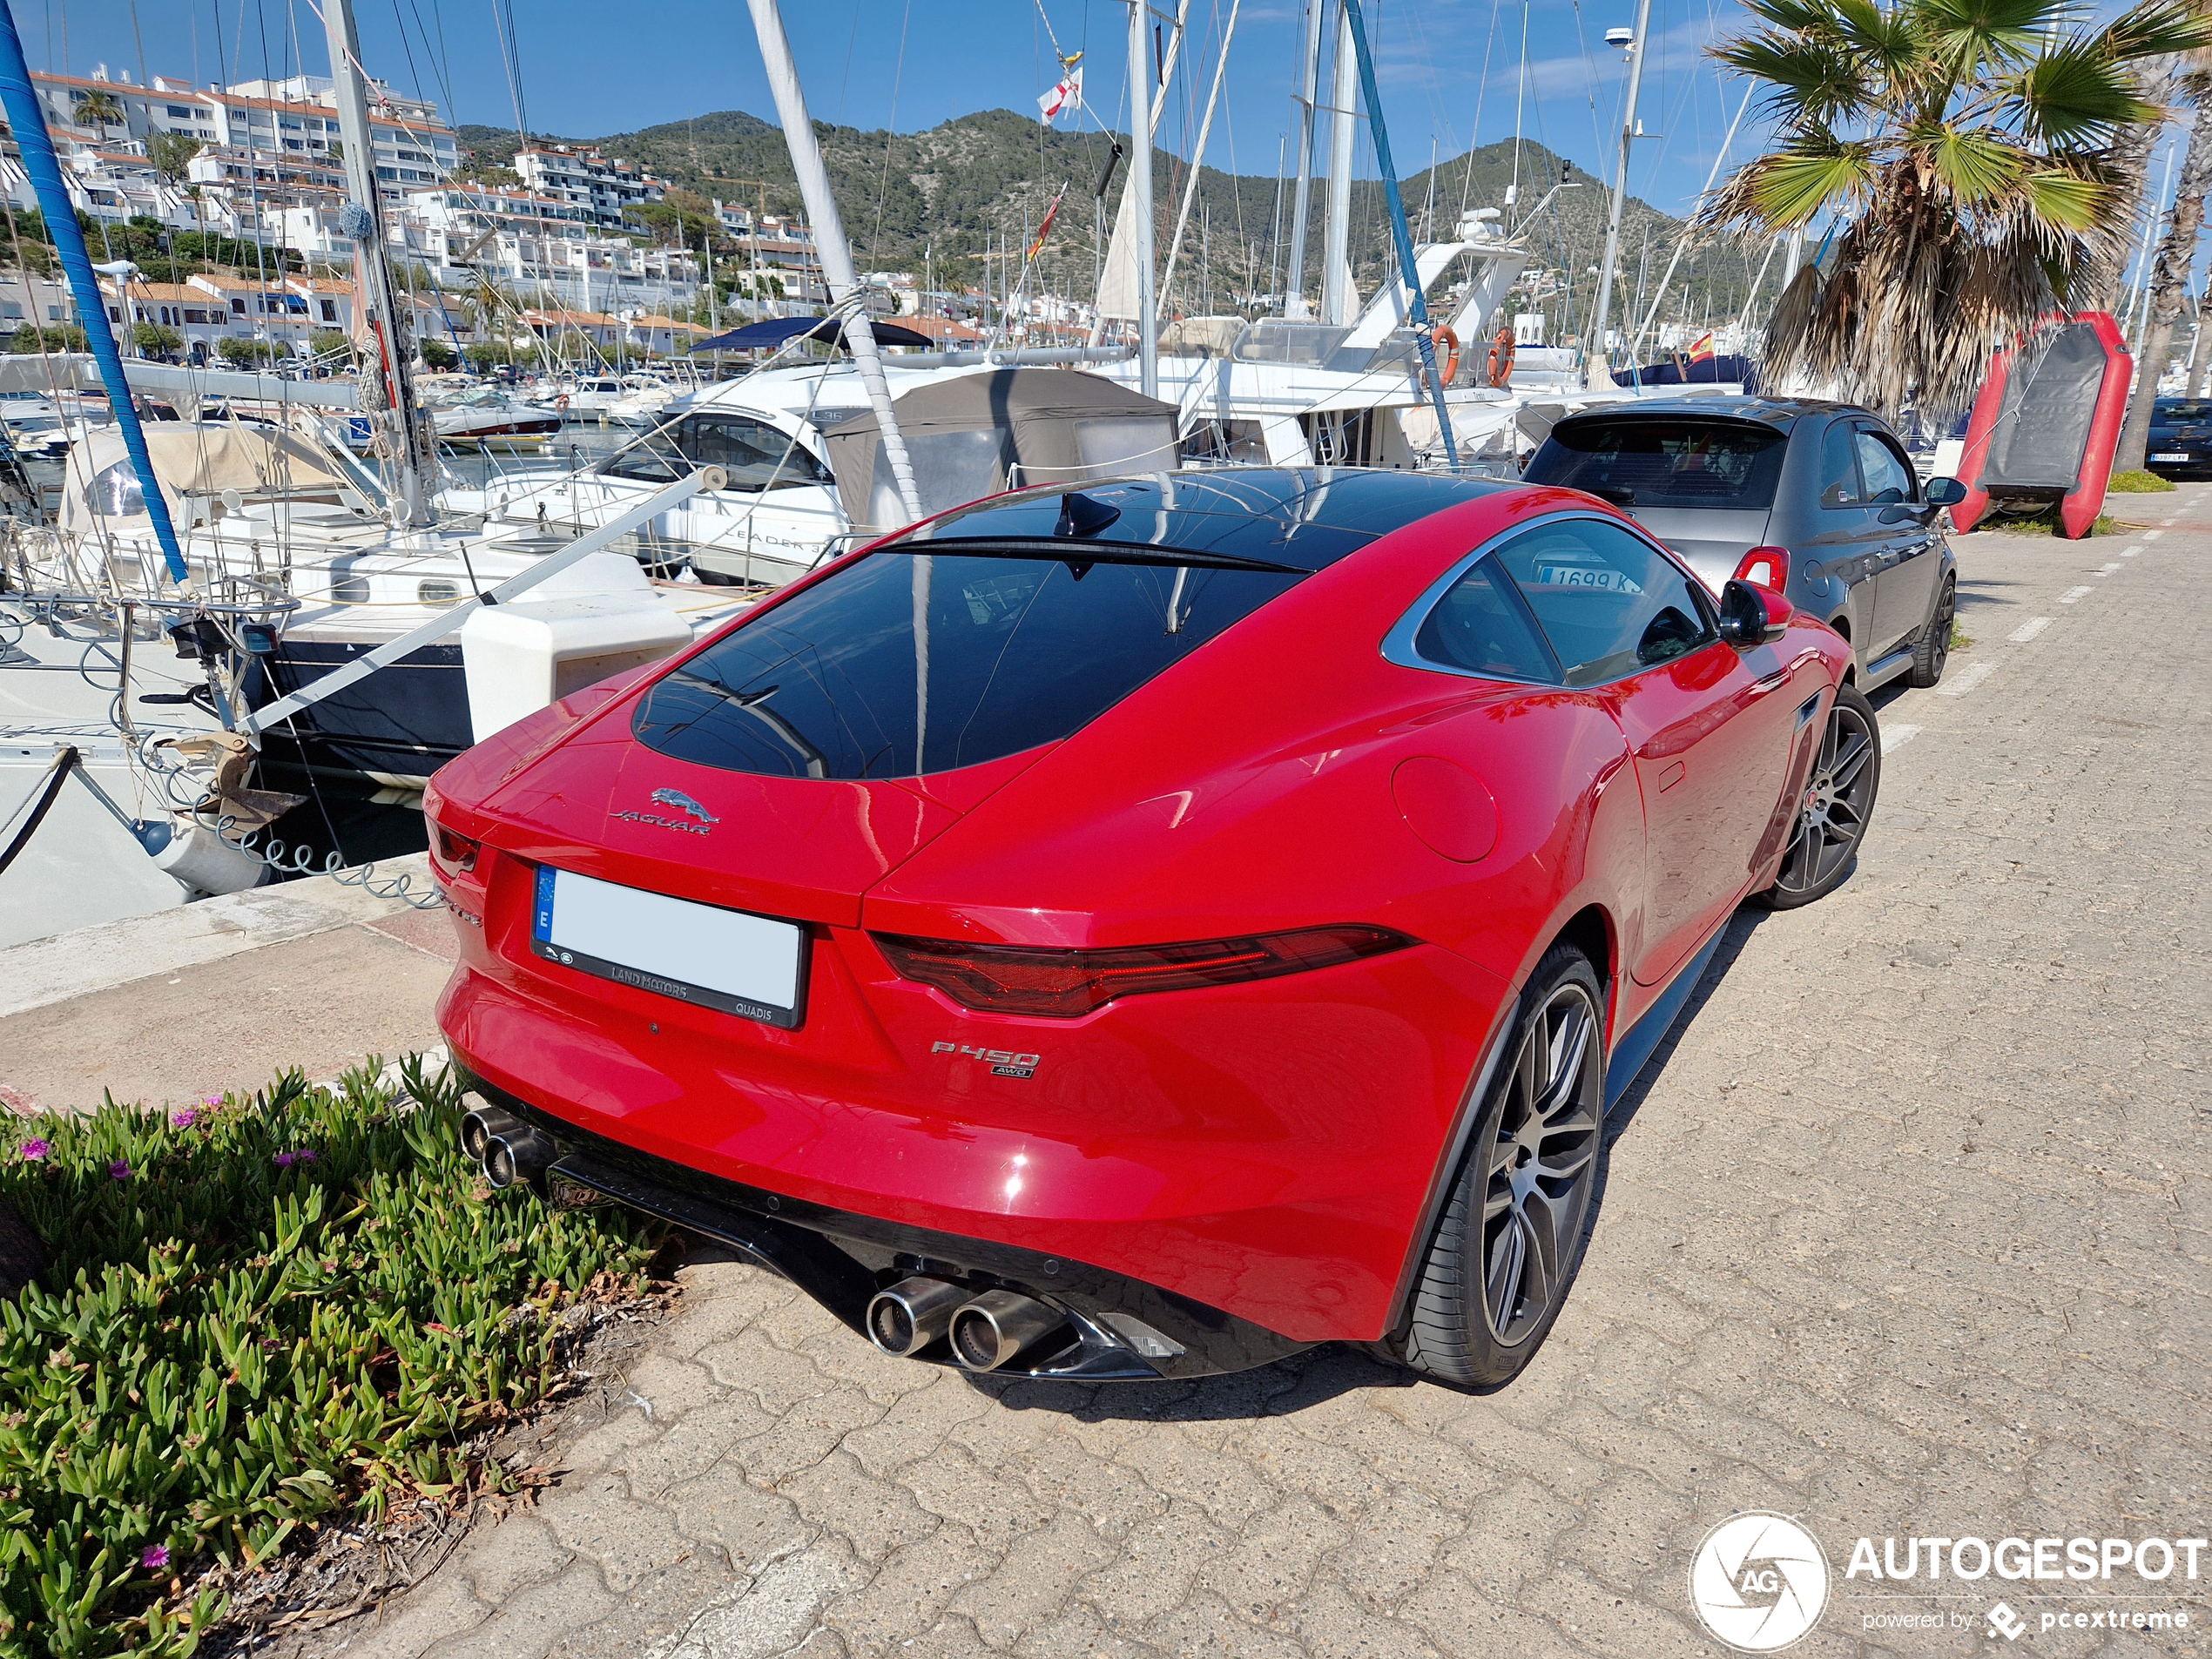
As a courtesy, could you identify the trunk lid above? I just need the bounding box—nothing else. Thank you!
[1623,505,1773,594]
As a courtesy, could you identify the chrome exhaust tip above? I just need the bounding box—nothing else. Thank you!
[461,1105,520,1164]
[483,1126,557,1190]
[867,1277,970,1357]
[948,1289,1067,1372]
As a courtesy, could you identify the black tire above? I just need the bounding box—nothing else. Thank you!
[1907,575,1954,688]
[1387,943,1605,1388]
[693,567,742,587]
[1758,683,1879,910]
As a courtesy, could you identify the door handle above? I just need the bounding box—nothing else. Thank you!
[1656,760,1686,792]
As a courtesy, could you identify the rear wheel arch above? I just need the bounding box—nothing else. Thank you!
[1552,902,1614,1008]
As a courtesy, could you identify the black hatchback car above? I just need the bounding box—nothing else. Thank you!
[1521,396,1960,692]
[2145,397,2212,477]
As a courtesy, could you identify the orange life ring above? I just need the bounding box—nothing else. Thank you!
[1418,325,1460,390]
[1486,326,1516,388]
[555,393,570,412]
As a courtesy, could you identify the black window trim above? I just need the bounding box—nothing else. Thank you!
[1851,418,1920,504]
[1380,509,1719,690]
[1819,416,1869,510]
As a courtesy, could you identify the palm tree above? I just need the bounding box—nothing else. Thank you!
[72,91,124,132]
[1705,0,2212,420]
[2115,68,2212,470]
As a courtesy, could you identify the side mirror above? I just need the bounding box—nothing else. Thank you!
[1925,475,1967,507]
[1718,578,1788,649]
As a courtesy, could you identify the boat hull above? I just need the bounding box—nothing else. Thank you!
[250,638,474,787]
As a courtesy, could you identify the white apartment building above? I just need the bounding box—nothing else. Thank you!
[513,146,667,230]
[27,67,458,206]
[399,185,700,312]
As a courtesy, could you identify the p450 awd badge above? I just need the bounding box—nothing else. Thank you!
[932,1042,1042,1079]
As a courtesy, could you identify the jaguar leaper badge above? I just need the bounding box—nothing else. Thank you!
[611,787,719,835]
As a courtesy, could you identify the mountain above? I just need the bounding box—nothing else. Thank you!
[457,111,1771,347]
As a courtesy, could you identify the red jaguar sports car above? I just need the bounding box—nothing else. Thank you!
[426,469,1874,1387]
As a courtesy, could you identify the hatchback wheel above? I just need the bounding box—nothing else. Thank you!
[1390,944,1604,1387]
[1908,575,1954,687]
[1760,683,1879,909]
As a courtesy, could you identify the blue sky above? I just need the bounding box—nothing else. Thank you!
[30,0,1764,219]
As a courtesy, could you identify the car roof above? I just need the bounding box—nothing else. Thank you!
[903,467,1514,574]
[1553,395,1873,434]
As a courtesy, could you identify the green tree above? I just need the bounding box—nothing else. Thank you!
[146,132,204,185]
[217,336,284,367]
[11,323,86,353]
[419,337,458,370]
[310,328,352,360]
[1706,0,2212,417]
[463,341,516,371]
[132,322,182,357]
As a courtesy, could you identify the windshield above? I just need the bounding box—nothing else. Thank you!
[2155,401,2212,421]
[1524,418,1788,510]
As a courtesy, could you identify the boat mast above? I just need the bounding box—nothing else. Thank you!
[0,2,189,585]
[1341,0,1456,469]
[1284,0,1324,319]
[746,0,921,522]
[1126,0,1157,397]
[1586,0,1653,391]
[1320,2,1358,326]
[323,0,438,526]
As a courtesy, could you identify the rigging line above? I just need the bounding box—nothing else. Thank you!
[125,0,150,101]
[1509,0,1526,211]
[869,0,912,263]
[1567,0,1607,172]
[1460,0,1502,226]
[489,0,527,149]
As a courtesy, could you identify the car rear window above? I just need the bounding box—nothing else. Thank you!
[1523,419,1788,509]
[632,548,1305,779]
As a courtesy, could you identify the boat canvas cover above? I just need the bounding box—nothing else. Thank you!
[0,354,96,393]
[61,423,353,534]
[821,368,1179,529]
[1980,322,2107,491]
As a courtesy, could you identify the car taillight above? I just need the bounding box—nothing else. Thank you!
[430,823,480,874]
[1733,546,1790,591]
[873,925,1413,1019]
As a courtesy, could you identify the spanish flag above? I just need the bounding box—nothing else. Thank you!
[1027,186,1066,262]
[1688,331,1715,362]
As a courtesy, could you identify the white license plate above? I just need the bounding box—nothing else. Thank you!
[531,865,806,1028]
[2153,452,2191,462]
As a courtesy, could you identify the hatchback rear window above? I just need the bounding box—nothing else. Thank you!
[1524,419,1788,510]
[632,549,1304,779]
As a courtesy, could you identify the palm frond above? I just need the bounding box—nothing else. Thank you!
[2016,165,2117,235]
[1714,33,1872,127]
[1914,0,2062,84]
[1746,141,1879,226]
[2011,44,2164,146]
[2095,0,2212,63]
[1916,123,2029,204]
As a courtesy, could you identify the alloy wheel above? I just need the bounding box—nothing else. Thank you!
[1479,982,1602,1347]
[1774,698,1875,898]
[1925,582,1954,678]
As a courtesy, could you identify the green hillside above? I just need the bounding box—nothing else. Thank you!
[459,111,1772,347]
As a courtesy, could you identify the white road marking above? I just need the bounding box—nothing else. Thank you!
[2143,529,2165,540]
[1939,660,2000,698]
[1880,724,1922,755]
[2098,562,2124,573]
[2120,544,2144,556]
[2060,585,2094,604]
[2008,617,2054,643]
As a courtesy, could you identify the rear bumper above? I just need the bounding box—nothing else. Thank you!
[452,1057,1314,1380]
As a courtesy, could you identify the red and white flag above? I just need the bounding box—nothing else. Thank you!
[1037,65,1082,125]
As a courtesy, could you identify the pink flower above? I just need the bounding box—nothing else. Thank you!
[172,1109,199,1130]
[19,1139,48,1162]
[273,1152,295,1169]
[109,1158,132,1180]
[141,1544,169,1570]
[295,1149,317,1164]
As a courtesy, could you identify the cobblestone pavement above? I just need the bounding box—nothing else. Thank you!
[332,492,2211,1659]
